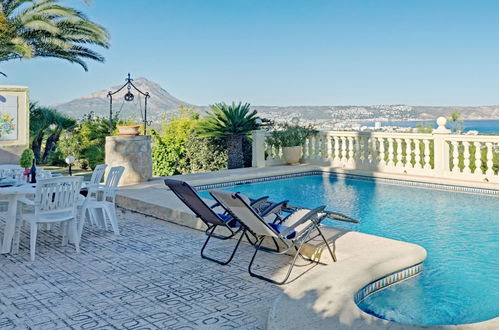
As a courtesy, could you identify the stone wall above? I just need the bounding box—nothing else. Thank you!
[105,135,152,185]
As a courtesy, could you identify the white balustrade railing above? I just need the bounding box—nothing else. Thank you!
[252,123,499,185]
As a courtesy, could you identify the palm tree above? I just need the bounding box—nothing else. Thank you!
[29,103,76,162]
[0,0,109,72]
[197,102,260,169]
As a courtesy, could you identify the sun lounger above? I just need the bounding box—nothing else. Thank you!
[164,179,284,265]
[210,190,337,284]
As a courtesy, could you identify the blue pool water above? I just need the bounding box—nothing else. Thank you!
[199,175,499,325]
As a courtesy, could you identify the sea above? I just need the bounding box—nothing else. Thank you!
[361,119,499,134]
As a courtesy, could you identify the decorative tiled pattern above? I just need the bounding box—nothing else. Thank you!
[0,209,289,329]
[195,171,499,196]
[194,171,322,191]
[354,263,424,304]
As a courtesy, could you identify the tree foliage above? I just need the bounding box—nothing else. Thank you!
[29,103,76,162]
[151,107,200,176]
[0,0,110,72]
[56,113,112,169]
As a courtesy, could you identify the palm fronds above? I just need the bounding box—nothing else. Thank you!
[197,102,259,138]
[0,0,109,71]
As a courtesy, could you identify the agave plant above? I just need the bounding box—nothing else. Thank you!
[198,102,260,169]
[0,0,110,71]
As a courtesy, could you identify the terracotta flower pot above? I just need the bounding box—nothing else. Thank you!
[282,146,302,164]
[117,125,140,136]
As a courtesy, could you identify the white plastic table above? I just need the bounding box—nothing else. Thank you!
[0,181,88,254]
[0,184,36,254]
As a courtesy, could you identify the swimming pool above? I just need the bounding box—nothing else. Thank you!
[199,174,499,325]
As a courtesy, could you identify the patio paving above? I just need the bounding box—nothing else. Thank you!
[0,209,294,330]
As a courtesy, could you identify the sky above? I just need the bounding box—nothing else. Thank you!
[2,0,499,107]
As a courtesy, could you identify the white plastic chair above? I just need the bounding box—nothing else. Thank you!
[85,164,108,196]
[17,176,83,261]
[78,166,124,239]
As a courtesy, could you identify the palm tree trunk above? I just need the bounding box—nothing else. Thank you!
[42,133,59,163]
[31,135,44,162]
[226,135,244,169]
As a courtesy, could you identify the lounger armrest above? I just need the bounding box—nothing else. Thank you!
[260,200,288,218]
[210,201,221,209]
[325,210,360,223]
[249,196,269,207]
[279,206,326,237]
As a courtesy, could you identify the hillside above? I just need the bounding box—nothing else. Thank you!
[53,78,499,123]
[53,78,193,122]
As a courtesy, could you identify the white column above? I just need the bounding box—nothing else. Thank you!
[251,130,266,168]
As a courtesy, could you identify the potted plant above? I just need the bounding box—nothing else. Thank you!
[19,149,35,177]
[117,119,141,136]
[267,124,318,164]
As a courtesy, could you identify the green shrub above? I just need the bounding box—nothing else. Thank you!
[56,114,110,170]
[19,149,34,168]
[185,136,227,173]
[267,123,318,148]
[152,107,199,176]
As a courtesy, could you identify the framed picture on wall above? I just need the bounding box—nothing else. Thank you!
[0,94,18,141]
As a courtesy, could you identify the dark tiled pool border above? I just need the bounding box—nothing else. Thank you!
[354,263,424,305]
[194,171,499,196]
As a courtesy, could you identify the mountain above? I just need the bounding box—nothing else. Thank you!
[53,78,193,122]
[54,78,499,123]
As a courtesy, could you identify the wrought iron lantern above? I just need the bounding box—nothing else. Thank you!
[107,73,151,135]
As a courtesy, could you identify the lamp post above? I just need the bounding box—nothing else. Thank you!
[65,156,75,176]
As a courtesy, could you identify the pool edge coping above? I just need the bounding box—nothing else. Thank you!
[116,166,498,329]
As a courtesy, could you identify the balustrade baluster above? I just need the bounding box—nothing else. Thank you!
[314,135,321,159]
[321,134,327,160]
[462,141,471,174]
[363,136,370,167]
[333,136,340,167]
[340,137,348,165]
[423,140,431,170]
[308,135,314,158]
[396,138,403,168]
[387,138,395,167]
[451,141,460,172]
[414,140,422,169]
[474,142,482,175]
[355,137,362,161]
[370,137,377,167]
[378,137,386,168]
[348,137,355,167]
[485,143,494,176]
[404,138,412,168]
[326,136,333,160]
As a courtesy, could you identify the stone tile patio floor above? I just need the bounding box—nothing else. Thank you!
[0,209,303,330]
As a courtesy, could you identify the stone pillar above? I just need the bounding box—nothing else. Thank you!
[251,130,266,168]
[0,86,29,164]
[432,117,451,176]
[105,135,152,185]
